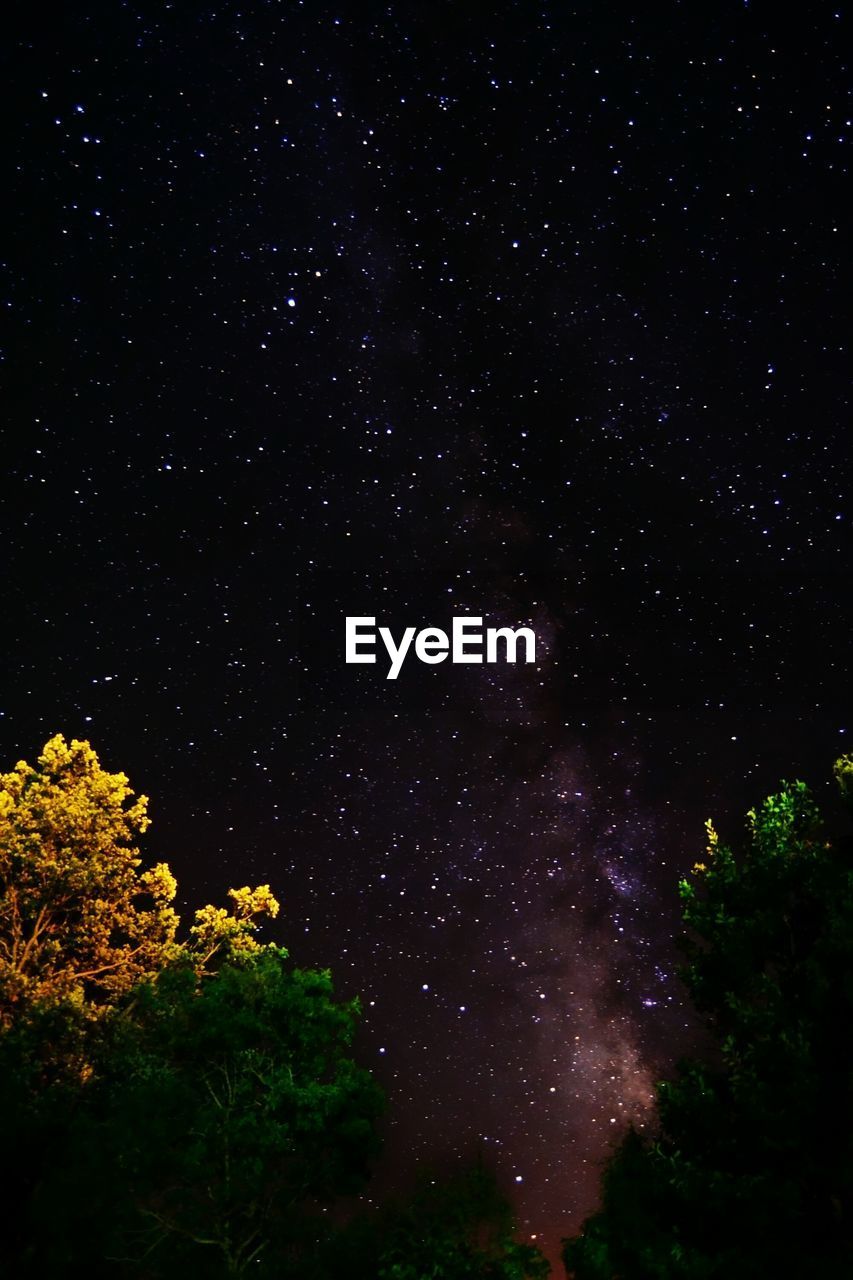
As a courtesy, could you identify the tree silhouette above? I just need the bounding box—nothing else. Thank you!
[325,1162,551,1279]
[564,759,853,1279]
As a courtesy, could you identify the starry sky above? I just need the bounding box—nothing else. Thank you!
[3,3,850,1266]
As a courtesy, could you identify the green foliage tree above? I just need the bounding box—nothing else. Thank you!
[835,752,853,808]
[0,737,546,1275]
[563,763,853,1279]
[324,1163,550,1279]
[0,737,384,1278]
[30,948,384,1277]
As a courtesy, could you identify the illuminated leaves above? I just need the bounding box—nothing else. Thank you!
[0,735,177,1027]
[0,736,281,1045]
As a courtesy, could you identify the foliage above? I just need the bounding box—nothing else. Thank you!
[0,735,177,1030]
[0,736,383,1277]
[563,762,853,1279]
[0,737,546,1276]
[27,947,384,1277]
[0,735,279,1079]
[323,1163,550,1279]
[835,752,853,808]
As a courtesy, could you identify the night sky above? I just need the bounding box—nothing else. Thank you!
[4,3,850,1266]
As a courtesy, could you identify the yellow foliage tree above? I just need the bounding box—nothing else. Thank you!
[0,735,278,1032]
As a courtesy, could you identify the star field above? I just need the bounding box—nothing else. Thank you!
[3,4,850,1266]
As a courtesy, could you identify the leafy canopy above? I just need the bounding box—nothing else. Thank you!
[0,736,384,1277]
[35,948,384,1278]
[0,735,279,1036]
[564,759,853,1280]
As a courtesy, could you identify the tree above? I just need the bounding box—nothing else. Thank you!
[0,735,178,1030]
[0,736,383,1277]
[0,736,544,1275]
[563,761,853,1279]
[325,1163,551,1279]
[31,948,384,1278]
[0,735,280,1079]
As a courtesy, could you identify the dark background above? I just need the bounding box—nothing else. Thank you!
[3,3,850,1264]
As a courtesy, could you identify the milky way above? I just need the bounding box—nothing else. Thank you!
[3,4,850,1266]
